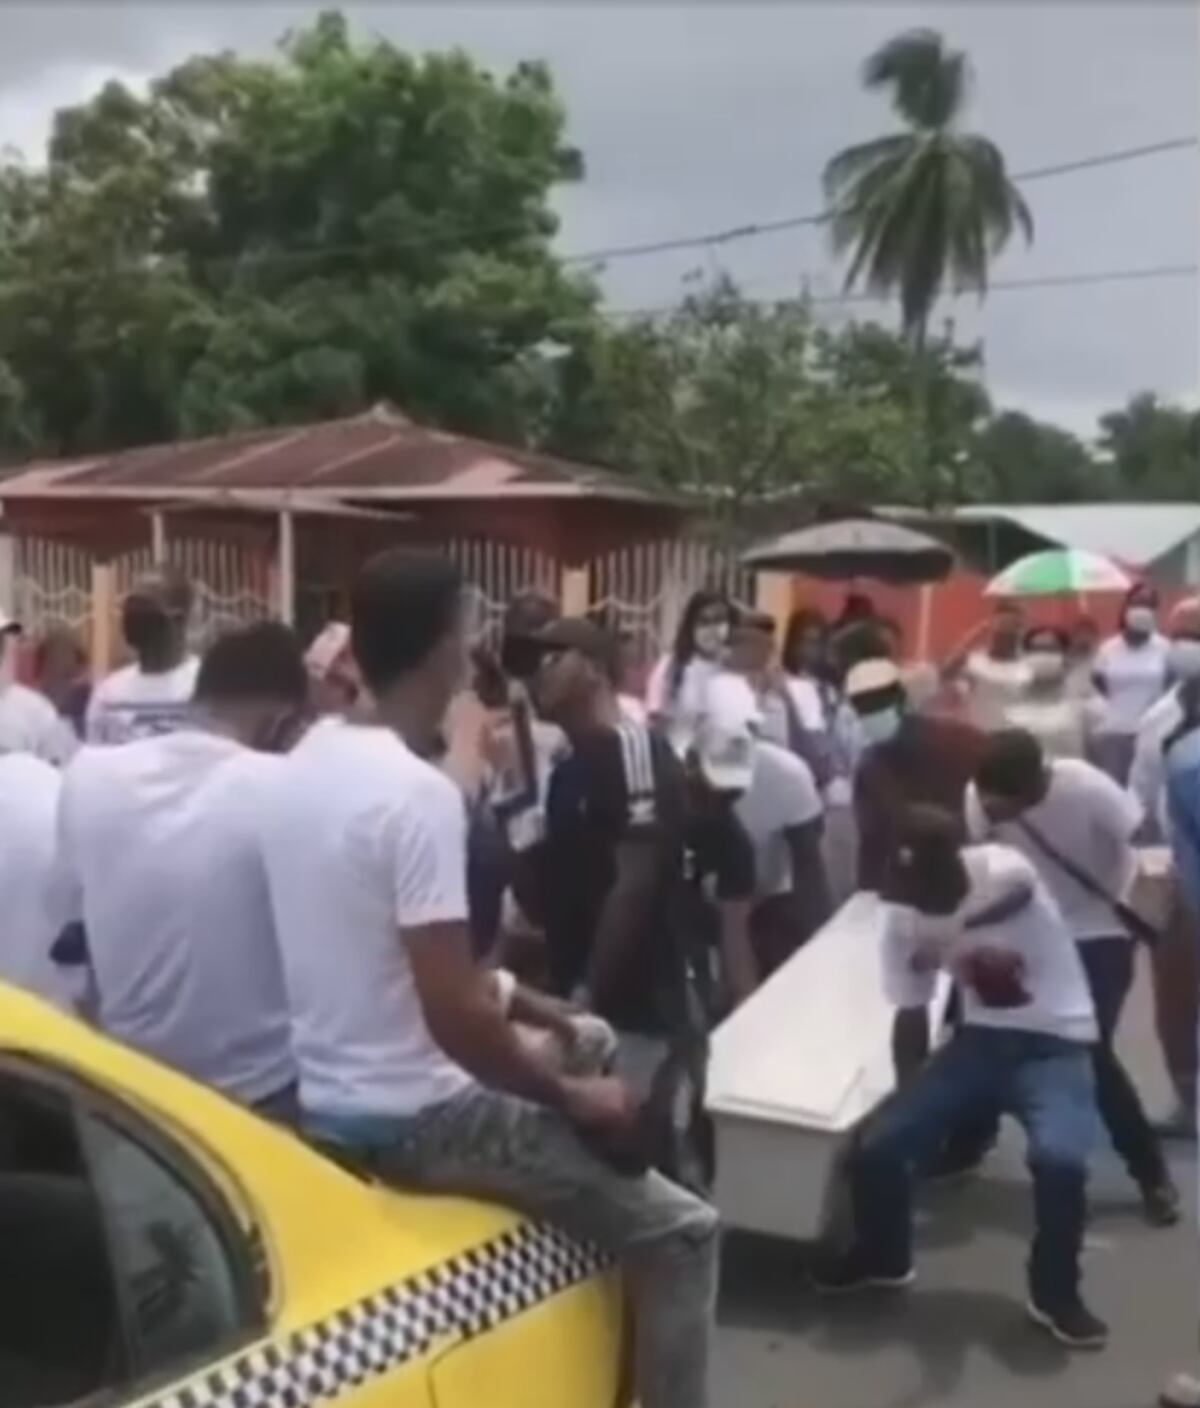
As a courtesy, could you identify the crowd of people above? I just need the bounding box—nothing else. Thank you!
[1,557,1200,1406]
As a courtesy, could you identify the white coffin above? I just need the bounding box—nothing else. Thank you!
[705,892,947,1242]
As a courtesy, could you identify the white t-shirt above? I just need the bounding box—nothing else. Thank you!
[646,654,721,756]
[85,656,200,745]
[1005,696,1088,762]
[0,753,74,1007]
[258,720,473,1119]
[883,844,1097,1042]
[963,652,1031,731]
[0,683,78,764]
[965,758,1142,942]
[52,730,295,1103]
[735,742,823,897]
[1130,686,1183,838]
[1093,633,1170,735]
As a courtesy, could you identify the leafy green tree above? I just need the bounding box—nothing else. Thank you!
[973,410,1108,503]
[823,29,1033,350]
[0,10,595,452]
[1097,392,1200,501]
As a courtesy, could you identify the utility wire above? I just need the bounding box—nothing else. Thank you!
[605,261,1200,320]
[1,134,1190,289]
[561,136,1200,268]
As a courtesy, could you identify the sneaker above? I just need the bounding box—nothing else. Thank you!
[1141,1180,1183,1229]
[1161,1370,1200,1407]
[1026,1297,1108,1350]
[1154,1103,1198,1142]
[810,1249,916,1296]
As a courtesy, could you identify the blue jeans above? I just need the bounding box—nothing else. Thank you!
[851,1027,1098,1309]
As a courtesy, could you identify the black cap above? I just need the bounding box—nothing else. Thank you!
[503,592,559,641]
[536,617,620,671]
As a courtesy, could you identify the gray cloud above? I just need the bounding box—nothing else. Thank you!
[0,1,1195,436]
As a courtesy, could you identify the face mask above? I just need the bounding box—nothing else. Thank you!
[1026,651,1066,686]
[1124,606,1156,639]
[1169,640,1200,682]
[858,706,902,746]
[693,622,729,658]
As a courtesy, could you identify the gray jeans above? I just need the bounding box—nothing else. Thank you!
[362,1089,718,1408]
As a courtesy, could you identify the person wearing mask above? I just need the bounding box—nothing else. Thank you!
[813,807,1105,1351]
[849,658,988,893]
[1090,584,1170,784]
[51,622,308,1121]
[258,553,718,1408]
[946,602,1030,733]
[0,613,78,764]
[1006,626,1098,761]
[967,729,1179,1226]
[86,566,200,744]
[0,748,77,1009]
[1129,598,1200,1137]
[645,589,733,757]
[33,626,91,739]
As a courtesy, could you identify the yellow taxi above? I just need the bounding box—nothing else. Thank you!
[0,983,627,1408]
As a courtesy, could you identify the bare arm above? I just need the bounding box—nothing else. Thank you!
[716,898,758,1008]
[406,921,570,1110]
[784,818,834,930]
[586,840,660,1013]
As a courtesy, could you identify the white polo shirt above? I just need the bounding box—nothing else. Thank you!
[85,656,200,745]
[883,844,1096,1043]
[0,753,74,1007]
[258,720,473,1119]
[52,730,295,1103]
[965,758,1142,941]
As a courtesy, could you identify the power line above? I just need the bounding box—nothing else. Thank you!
[2,133,1189,293]
[562,135,1199,268]
[606,261,1200,320]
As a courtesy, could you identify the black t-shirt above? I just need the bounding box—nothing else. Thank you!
[543,719,687,1033]
[543,720,756,1033]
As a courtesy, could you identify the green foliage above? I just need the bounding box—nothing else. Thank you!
[0,9,592,452]
[1097,393,1200,501]
[824,28,1033,345]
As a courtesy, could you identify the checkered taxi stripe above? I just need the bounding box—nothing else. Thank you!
[152,1221,611,1408]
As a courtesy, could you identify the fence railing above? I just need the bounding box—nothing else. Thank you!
[8,531,758,665]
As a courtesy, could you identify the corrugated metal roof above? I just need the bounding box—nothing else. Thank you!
[0,403,673,508]
[891,502,1200,568]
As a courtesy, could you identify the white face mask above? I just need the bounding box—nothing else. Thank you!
[693,622,729,658]
[1125,606,1157,639]
[858,706,902,746]
[1026,651,1066,687]
[1169,639,1200,682]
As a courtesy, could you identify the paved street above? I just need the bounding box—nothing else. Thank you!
[715,952,1197,1408]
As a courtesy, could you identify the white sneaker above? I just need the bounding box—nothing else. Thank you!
[1161,1370,1200,1407]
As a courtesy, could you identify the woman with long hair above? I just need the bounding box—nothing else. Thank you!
[645,588,733,755]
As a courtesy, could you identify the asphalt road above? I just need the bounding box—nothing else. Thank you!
[713,950,1197,1408]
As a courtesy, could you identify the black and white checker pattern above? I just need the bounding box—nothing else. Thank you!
[151,1222,610,1408]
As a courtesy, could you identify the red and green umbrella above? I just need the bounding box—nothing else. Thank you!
[985,548,1132,599]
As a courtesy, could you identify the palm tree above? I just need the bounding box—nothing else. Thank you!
[824,29,1033,352]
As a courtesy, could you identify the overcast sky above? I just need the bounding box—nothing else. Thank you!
[0,2,1196,437]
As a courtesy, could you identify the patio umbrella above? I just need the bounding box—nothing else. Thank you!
[741,517,955,584]
[985,548,1131,599]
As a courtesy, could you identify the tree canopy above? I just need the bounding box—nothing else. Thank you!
[0,12,1191,523]
[0,10,594,454]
